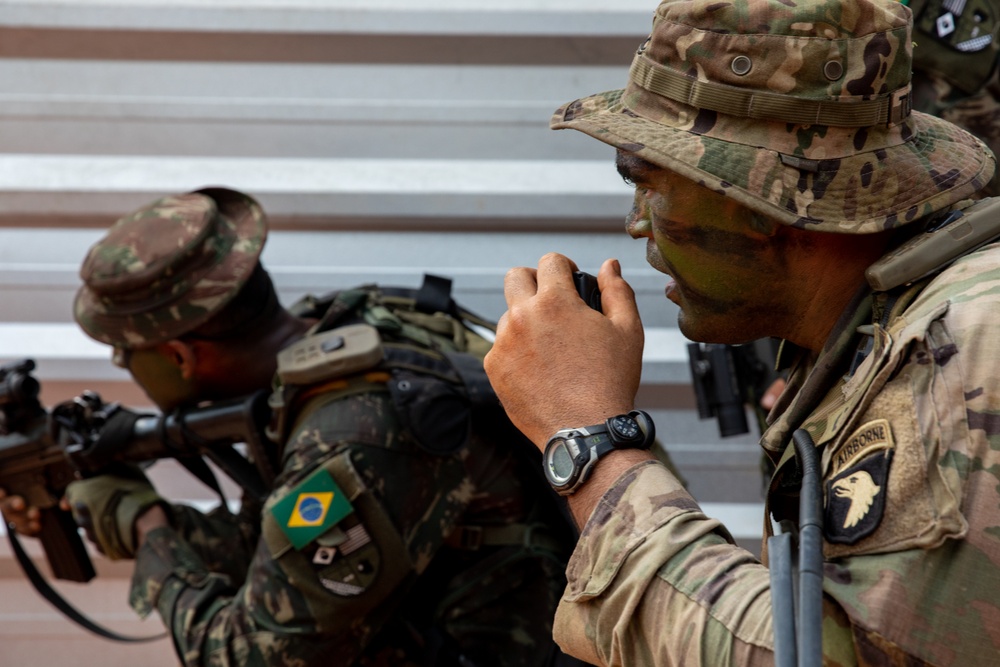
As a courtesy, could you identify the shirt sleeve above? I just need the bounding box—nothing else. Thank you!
[553,460,775,665]
[150,496,261,586]
[554,460,871,666]
[125,390,498,667]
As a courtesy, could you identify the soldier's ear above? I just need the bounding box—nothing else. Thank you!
[160,340,198,380]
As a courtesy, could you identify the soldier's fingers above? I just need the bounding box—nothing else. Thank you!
[5,495,26,512]
[535,252,579,298]
[502,266,539,307]
[71,503,103,552]
[598,259,642,333]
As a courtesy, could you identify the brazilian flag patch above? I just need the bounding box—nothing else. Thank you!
[270,468,354,550]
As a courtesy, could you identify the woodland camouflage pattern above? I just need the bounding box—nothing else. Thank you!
[552,236,1000,665]
[74,188,266,348]
[551,0,996,233]
[128,292,571,666]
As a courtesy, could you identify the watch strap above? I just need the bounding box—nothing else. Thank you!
[543,409,655,496]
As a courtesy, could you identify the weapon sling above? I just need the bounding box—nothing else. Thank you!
[6,527,166,642]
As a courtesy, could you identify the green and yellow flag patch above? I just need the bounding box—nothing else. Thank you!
[270,468,354,550]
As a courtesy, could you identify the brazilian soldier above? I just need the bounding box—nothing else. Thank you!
[484,0,1000,665]
[2,188,577,666]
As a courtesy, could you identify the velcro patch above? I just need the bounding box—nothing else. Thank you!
[270,468,354,550]
[915,0,997,52]
[317,533,379,597]
[825,419,894,544]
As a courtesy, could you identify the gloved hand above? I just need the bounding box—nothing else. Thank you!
[64,465,166,561]
[58,402,150,476]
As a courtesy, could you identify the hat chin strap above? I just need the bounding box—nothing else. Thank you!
[629,54,912,128]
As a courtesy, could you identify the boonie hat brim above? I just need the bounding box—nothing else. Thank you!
[74,187,267,348]
[551,0,996,234]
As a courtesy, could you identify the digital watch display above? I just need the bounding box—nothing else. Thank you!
[543,410,655,496]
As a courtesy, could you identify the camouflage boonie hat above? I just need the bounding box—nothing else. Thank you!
[551,0,997,233]
[74,187,267,348]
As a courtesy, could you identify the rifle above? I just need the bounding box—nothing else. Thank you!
[0,357,275,584]
[0,359,95,582]
[687,338,782,438]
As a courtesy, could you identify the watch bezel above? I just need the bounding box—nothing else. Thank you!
[543,427,607,495]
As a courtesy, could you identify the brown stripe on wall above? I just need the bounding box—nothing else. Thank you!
[0,213,631,234]
[0,28,644,66]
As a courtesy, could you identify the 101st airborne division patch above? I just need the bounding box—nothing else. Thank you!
[824,419,895,544]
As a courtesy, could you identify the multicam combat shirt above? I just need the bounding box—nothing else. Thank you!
[552,238,1000,665]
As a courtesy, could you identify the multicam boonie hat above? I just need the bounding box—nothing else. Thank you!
[551,0,997,233]
[74,187,267,348]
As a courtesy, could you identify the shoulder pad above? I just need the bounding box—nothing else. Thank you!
[277,324,384,386]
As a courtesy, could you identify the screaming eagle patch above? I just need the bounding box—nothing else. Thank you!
[824,419,894,545]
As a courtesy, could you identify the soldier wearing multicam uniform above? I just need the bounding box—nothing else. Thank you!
[18,187,578,666]
[484,0,1000,665]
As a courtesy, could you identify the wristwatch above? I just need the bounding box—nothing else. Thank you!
[543,410,655,496]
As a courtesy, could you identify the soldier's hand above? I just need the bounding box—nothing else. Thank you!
[0,488,43,536]
[64,466,167,560]
[485,254,645,447]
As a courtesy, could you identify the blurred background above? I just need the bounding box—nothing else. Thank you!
[0,2,766,665]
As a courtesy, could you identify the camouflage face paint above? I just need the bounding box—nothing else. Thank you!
[126,346,200,412]
[621,152,795,344]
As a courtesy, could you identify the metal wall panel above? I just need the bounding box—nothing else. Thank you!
[0,5,768,664]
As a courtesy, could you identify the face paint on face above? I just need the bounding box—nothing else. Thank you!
[124,346,200,412]
[618,151,793,344]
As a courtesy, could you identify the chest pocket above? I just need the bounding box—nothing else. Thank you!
[819,303,968,559]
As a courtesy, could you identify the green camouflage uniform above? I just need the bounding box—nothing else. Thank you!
[125,289,573,667]
[543,0,1000,664]
[74,191,575,667]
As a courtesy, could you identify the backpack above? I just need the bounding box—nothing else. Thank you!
[268,274,588,666]
[269,274,509,457]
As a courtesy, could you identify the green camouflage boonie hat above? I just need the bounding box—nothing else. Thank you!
[74,187,267,348]
[551,0,997,233]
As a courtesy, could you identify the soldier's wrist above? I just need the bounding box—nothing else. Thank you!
[133,504,171,551]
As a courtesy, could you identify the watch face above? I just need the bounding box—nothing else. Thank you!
[546,440,576,484]
[609,415,640,441]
